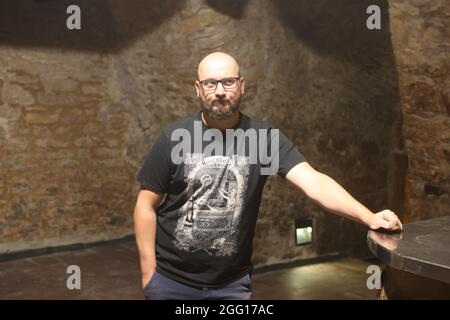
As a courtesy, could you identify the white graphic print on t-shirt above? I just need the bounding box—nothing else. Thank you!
[173,154,249,256]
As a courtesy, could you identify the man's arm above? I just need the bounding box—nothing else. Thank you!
[285,162,402,231]
[133,185,165,288]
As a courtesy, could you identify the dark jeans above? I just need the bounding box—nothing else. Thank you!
[143,271,252,300]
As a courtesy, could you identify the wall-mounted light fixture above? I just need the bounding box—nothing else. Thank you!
[295,218,313,246]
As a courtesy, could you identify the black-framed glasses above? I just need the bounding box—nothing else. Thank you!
[199,77,240,91]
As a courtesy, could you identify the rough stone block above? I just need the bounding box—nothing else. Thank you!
[1,83,34,106]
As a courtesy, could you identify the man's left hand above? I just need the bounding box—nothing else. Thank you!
[368,210,403,232]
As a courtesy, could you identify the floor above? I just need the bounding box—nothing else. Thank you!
[0,241,377,300]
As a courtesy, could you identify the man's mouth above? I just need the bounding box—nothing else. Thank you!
[213,100,229,107]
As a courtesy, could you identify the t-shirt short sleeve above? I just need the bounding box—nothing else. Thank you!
[276,130,306,177]
[136,131,172,194]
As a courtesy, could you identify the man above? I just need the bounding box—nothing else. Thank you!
[134,52,402,300]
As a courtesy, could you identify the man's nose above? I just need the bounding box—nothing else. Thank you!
[215,82,226,97]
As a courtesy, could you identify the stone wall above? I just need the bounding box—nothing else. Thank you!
[0,48,136,252]
[389,0,450,223]
[0,0,447,267]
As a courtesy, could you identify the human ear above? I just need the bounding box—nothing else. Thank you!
[195,81,201,98]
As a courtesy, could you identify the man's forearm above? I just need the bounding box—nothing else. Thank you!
[134,206,157,277]
[310,173,374,226]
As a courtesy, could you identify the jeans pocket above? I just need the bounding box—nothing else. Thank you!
[143,271,159,292]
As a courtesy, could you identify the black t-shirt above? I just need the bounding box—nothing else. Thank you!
[137,111,306,288]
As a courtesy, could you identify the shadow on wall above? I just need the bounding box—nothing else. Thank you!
[0,0,185,52]
[0,0,394,63]
[0,0,251,52]
[273,0,390,57]
[273,0,404,166]
[206,0,250,20]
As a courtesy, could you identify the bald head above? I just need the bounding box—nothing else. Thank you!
[197,52,240,80]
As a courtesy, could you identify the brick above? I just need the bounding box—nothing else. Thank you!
[41,75,78,93]
[35,138,70,148]
[3,137,29,151]
[0,105,22,121]
[24,112,59,124]
[1,83,34,106]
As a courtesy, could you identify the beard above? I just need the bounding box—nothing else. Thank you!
[200,96,241,120]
